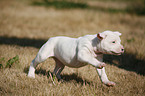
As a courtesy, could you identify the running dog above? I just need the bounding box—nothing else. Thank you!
[28,30,124,86]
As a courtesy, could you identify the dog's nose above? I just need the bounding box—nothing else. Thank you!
[121,47,124,53]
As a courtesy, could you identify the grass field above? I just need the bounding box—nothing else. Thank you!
[0,0,145,96]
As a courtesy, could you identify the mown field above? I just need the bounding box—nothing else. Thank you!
[0,0,145,96]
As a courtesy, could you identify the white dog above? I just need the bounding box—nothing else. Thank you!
[28,30,124,86]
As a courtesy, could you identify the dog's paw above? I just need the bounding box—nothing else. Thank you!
[28,71,35,78]
[28,73,35,78]
[97,62,106,69]
[28,66,35,78]
[104,81,116,87]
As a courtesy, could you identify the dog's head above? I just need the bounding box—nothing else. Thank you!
[97,31,124,55]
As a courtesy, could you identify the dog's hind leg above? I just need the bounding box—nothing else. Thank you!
[52,58,65,81]
[28,39,55,78]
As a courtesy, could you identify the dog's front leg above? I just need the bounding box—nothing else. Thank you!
[96,68,115,86]
[77,50,106,68]
[96,55,115,86]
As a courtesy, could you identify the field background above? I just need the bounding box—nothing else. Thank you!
[0,0,145,96]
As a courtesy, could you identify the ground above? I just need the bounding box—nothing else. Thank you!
[0,0,145,96]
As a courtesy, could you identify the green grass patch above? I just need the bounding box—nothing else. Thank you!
[5,55,19,68]
[32,0,88,9]
[32,0,145,15]
[0,55,19,69]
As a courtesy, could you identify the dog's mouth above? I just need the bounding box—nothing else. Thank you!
[111,51,122,55]
[95,50,123,55]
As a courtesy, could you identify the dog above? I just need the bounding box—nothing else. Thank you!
[28,30,124,86]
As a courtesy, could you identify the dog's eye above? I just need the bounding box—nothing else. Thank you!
[112,41,116,43]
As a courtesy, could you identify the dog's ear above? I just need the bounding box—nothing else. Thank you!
[97,33,106,40]
[114,31,122,36]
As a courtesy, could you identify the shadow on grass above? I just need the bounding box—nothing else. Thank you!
[24,66,92,85]
[0,36,47,48]
[1,36,145,76]
[104,53,145,76]
[61,73,91,85]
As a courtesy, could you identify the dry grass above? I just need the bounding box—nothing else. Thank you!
[0,0,145,96]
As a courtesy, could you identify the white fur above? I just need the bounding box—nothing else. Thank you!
[28,30,124,86]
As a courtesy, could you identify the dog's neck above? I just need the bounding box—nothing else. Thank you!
[91,35,104,55]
